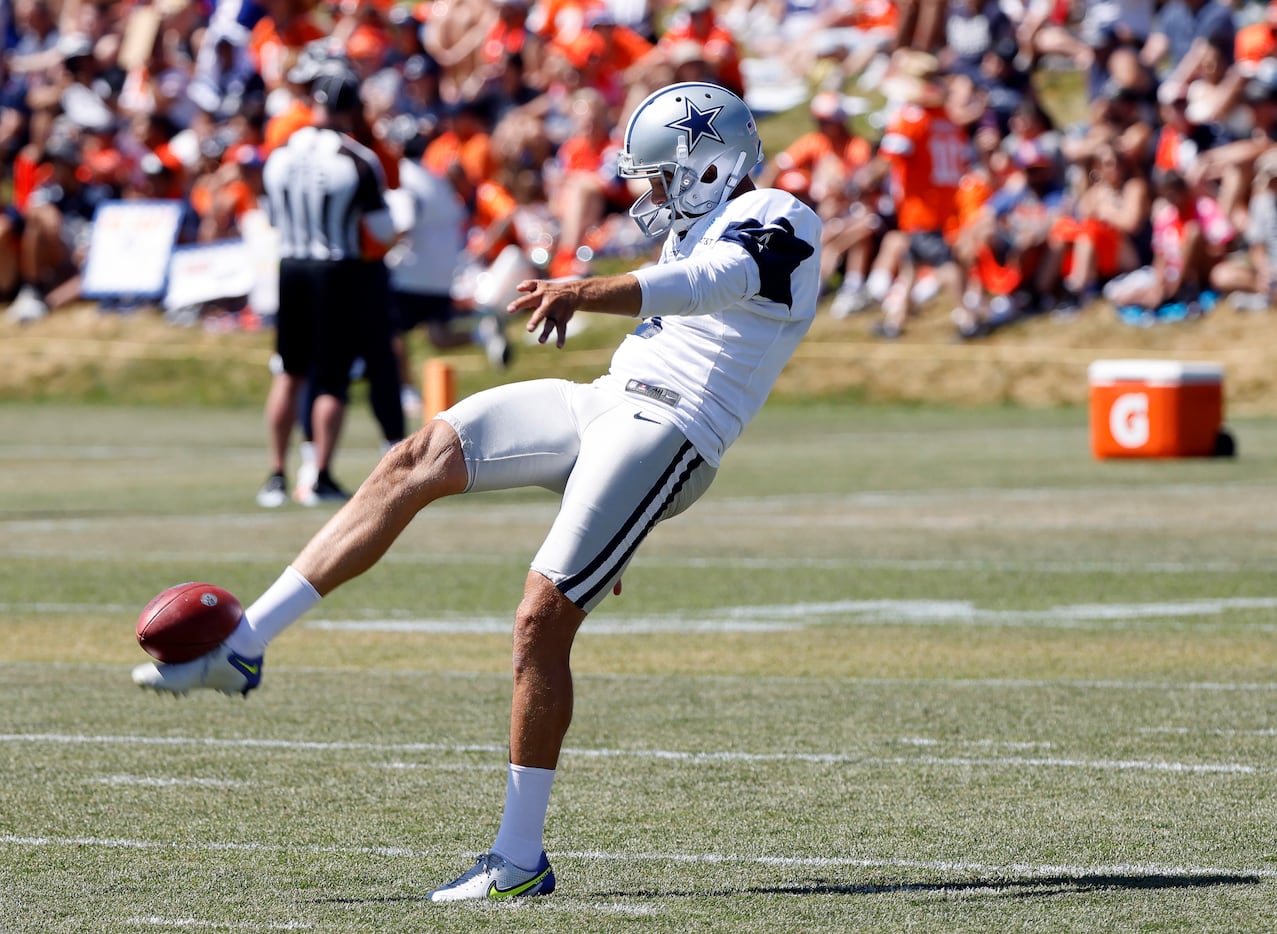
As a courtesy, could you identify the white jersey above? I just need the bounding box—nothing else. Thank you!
[384,159,467,297]
[595,187,822,467]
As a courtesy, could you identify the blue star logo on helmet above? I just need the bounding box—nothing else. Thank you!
[666,97,725,153]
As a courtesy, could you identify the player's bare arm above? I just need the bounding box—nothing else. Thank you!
[508,274,641,348]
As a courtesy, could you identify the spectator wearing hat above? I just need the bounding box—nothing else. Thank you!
[761,92,872,216]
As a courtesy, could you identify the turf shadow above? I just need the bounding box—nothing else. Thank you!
[602,872,1263,899]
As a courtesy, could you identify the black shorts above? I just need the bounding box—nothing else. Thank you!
[908,231,953,268]
[276,258,365,401]
[390,290,456,333]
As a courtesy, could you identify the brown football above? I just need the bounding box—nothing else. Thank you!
[136,582,242,663]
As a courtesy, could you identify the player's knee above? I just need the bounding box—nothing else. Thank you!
[511,576,582,670]
[380,420,468,496]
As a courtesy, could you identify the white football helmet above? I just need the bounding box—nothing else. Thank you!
[618,82,764,238]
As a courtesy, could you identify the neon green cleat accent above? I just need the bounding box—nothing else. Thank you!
[428,851,555,902]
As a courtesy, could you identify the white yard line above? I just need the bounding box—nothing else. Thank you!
[7,656,1277,695]
[87,774,250,788]
[303,596,1277,635]
[10,595,1276,633]
[126,920,312,931]
[5,660,1277,693]
[0,732,1266,774]
[2,834,1274,882]
[0,551,1264,574]
[1142,727,1277,737]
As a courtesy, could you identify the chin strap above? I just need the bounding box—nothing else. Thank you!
[717,151,750,210]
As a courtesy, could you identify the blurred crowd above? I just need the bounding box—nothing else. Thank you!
[3,0,1277,340]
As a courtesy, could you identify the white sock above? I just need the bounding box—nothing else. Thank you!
[842,272,864,293]
[491,763,556,870]
[866,269,892,301]
[224,566,321,657]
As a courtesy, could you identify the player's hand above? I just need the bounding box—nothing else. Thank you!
[509,279,578,348]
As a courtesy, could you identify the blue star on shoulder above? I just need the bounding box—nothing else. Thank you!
[666,98,725,153]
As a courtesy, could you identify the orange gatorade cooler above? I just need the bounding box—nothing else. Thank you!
[1088,360,1225,459]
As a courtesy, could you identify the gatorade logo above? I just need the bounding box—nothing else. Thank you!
[1110,392,1150,448]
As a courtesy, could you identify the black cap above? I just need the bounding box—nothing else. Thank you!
[310,66,362,113]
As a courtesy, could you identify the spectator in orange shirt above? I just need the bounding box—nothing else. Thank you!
[863,53,970,338]
[477,0,547,87]
[532,0,603,45]
[544,87,627,278]
[657,0,744,97]
[1045,142,1151,314]
[191,145,266,242]
[552,6,654,104]
[760,92,876,314]
[262,41,331,152]
[446,159,522,267]
[760,91,872,219]
[423,97,497,187]
[248,0,328,92]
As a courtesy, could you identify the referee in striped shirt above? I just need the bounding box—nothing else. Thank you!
[258,64,400,508]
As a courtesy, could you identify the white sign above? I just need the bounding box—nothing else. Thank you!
[82,200,184,299]
[164,239,258,310]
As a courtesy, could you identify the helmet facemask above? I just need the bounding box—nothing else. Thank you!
[618,83,762,238]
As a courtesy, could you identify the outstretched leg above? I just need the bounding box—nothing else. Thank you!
[132,421,471,694]
[290,421,468,595]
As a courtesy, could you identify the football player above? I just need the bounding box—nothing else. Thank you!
[133,82,823,901]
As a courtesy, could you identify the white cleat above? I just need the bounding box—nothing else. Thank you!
[132,644,263,697]
[428,851,556,902]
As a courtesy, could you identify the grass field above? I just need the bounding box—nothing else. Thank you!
[3,401,1277,933]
